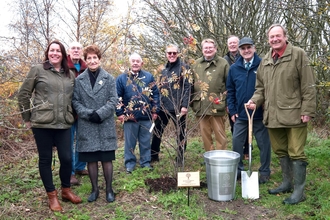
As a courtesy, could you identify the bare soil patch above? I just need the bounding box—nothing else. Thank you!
[144,176,277,219]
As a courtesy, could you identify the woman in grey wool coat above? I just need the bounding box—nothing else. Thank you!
[72,45,118,203]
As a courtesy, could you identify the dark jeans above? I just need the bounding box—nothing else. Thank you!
[228,114,249,154]
[151,110,187,160]
[32,128,72,192]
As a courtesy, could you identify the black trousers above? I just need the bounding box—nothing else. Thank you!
[151,110,187,159]
[32,128,72,192]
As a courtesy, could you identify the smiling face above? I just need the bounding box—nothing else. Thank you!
[227,36,239,54]
[239,44,255,62]
[129,54,143,73]
[268,26,288,52]
[202,41,217,60]
[166,45,178,63]
[85,53,100,72]
[48,43,63,68]
[68,42,82,63]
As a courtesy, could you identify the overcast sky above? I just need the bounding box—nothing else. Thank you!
[0,0,12,37]
[0,0,129,40]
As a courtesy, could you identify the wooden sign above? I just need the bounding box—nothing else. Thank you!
[177,171,200,187]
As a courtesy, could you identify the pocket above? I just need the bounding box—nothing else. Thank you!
[276,100,301,125]
[191,98,201,113]
[31,103,54,123]
[212,101,226,112]
[65,105,75,124]
[212,93,226,112]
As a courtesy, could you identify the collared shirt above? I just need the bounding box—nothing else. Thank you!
[272,42,288,58]
[244,57,254,67]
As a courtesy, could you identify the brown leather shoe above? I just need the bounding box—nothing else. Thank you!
[61,188,82,204]
[75,170,88,175]
[47,190,62,211]
[70,175,79,185]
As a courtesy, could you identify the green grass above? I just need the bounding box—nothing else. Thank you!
[0,129,329,219]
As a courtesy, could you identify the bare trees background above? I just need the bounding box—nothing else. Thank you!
[0,0,329,140]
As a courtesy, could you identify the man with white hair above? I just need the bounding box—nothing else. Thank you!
[116,53,160,173]
[67,41,88,185]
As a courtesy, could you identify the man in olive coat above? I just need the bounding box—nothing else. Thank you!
[191,38,229,152]
[247,24,316,205]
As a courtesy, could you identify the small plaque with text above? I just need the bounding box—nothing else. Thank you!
[177,171,200,187]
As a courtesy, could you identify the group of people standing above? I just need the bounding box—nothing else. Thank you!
[17,23,316,212]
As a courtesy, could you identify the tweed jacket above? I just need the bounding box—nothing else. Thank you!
[72,68,118,152]
[251,42,316,128]
[191,55,229,116]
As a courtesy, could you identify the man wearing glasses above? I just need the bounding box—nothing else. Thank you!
[226,37,271,183]
[191,38,229,152]
[150,44,191,166]
[67,42,88,185]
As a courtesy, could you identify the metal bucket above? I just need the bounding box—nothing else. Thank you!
[203,150,240,201]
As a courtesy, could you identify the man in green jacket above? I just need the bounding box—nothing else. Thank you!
[191,38,229,152]
[247,24,316,205]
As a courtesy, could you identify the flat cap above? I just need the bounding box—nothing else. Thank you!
[238,37,254,47]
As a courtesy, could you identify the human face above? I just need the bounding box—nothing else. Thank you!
[85,53,100,72]
[48,43,63,68]
[227,37,239,54]
[268,26,288,52]
[202,42,217,60]
[239,44,255,62]
[68,44,82,62]
[130,55,143,73]
[166,47,178,63]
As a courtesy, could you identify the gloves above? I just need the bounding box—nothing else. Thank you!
[88,111,102,124]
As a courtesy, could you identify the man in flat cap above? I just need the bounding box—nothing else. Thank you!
[227,37,271,184]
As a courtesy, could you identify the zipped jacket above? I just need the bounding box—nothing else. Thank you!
[18,61,75,129]
[251,42,316,128]
[116,70,160,121]
[227,53,263,121]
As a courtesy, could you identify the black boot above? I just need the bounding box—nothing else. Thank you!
[102,161,115,203]
[269,156,293,194]
[87,162,99,202]
[283,160,308,205]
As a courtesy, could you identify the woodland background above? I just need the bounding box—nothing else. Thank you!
[0,0,329,146]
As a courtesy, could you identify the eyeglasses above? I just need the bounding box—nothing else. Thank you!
[167,52,178,55]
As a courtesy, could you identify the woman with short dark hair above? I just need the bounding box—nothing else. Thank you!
[72,44,118,203]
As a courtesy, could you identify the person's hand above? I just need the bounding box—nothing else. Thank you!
[246,100,256,110]
[301,115,311,123]
[88,111,102,124]
[231,114,238,123]
[152,113,158,121]
[180,107,188,116]
[25,121,31,129]
[117,115,125,123]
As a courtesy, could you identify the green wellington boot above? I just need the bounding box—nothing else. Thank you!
[283,160,308,205]
[269,156,293,194]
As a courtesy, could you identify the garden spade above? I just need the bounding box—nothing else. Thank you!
[241,104,259,199]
